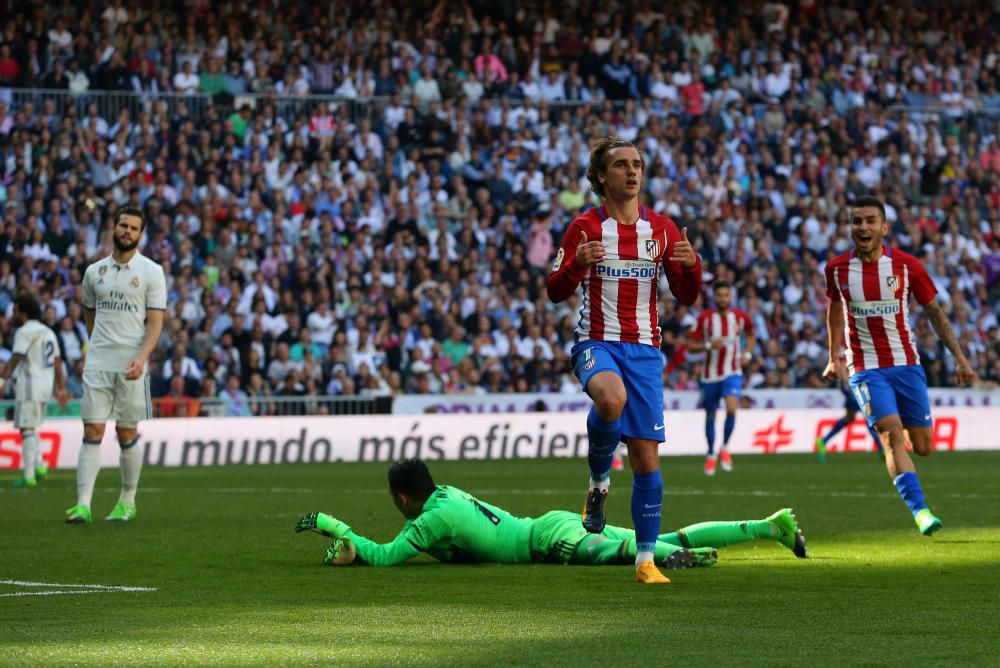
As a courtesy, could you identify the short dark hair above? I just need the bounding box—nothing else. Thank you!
[114,205,146,231]
[387,458,436,499]
[851,195,886,222]
[713,281,731,292]
[14,292,42,320]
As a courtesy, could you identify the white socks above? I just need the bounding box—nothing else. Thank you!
[21,431,38,480]
[589,478,610,493]
[119,440,143,505]
[76,439,103,507]
[636,550,654,566]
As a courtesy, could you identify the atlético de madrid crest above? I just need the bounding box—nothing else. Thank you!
[886,275,900,293]
[645,239,660,260]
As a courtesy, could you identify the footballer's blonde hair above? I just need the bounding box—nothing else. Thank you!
[586,136,645,199]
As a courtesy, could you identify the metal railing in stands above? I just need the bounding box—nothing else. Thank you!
[157,394,393,417]
[5,87,998,130]
[2,88,393,128]
[0,395,392,420]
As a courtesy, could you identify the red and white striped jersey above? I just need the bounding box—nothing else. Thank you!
[546,205,702,347]
[691,308,753,382]
[824,245,936,375]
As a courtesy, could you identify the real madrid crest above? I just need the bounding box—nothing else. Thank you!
[98,265,108,276]
[131,276,140,288]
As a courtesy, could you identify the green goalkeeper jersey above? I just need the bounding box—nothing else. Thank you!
[346,485,585,566]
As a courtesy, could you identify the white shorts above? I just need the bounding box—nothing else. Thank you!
[81,370,151,427]
[13,400,46,430]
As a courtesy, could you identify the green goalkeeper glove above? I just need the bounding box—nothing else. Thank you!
[323,538,357,566]
[294,512,351,539]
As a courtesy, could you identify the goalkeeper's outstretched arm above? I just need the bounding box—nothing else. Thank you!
[295,512,444,566]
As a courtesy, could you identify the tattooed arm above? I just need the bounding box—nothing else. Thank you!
[923,300,977,385]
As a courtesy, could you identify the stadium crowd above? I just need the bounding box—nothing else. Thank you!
[1,0,999,415]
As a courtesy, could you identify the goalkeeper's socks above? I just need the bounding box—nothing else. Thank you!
[723,413,736,446]
[894,472,928,516]
[823,416,851,442]
[704,412,716,455]
[76,438,103,507]
[677,520,773,548]
[586,407,620,486]
[119,436,143,505]
[631,470,663,566]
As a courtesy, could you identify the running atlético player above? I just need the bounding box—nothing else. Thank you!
[823,195,976,535]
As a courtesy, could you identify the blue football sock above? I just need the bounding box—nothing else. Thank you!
[587,407,620,484]
[894,472,928,516]
[722,413,736,447]
[631,470,663,555]
[705,412,716,455]
[823,417,850,442]
[869,427,884,453]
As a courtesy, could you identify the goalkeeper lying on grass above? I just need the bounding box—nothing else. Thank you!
[295,458,807,574]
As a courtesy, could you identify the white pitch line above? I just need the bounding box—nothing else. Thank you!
[0,590,103,598]
[0,580,157,592]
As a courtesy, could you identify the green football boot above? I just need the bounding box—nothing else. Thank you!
[105,501,137,522]
[65,504,93,524]
[662,546,719,569]
[767,508,808,558]
[12,476,37,487]
[815,437,828,463]
[915,509,942,536]
[35,465,48,479]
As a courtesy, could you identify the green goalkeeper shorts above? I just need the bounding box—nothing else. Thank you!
[529,510,592,564]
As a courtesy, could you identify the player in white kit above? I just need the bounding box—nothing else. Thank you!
[65,206,166,524]
[1,293,68,487]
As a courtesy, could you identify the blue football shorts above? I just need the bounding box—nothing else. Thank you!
[700,374,743,412]
[571,340,665,443]
[848,365,932,429]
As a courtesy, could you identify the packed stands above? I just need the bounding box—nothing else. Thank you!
[0,0,998,416]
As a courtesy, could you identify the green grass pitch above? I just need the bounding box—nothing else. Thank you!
[2,452,999,666]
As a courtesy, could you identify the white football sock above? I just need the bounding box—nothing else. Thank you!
[589,478,610,493]
[635,550,654,566]
[21,431,38,480]
[76,439,103,507]
[34,433,45,469]
[119,439,143,505]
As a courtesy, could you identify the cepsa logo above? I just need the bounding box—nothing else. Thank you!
[812,417,958,452]
[0,431,62,469]
[751,416,794,453]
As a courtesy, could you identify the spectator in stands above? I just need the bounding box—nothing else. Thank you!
[0,0,995,413]
[173,60,199,94]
